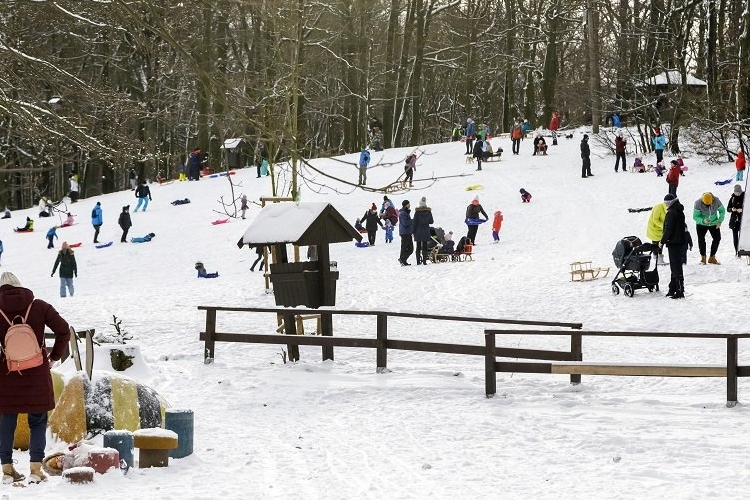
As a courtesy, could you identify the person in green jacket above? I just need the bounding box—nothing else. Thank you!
[51,242,77,297]
[646,196,669,264]
[693,192,725,265]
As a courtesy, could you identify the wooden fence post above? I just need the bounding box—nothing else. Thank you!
[727,336,738,407]
[376,313,387,373]
[485,333,496,398]
[321,312,333,361]
[283,312,300,362]
[204,309,216,364]
[570,333,582,384]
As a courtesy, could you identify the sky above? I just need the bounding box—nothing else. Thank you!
[1,127,750,499]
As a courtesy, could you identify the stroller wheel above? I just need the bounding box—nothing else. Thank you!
[624,283,635,297]
[611,284,620,295]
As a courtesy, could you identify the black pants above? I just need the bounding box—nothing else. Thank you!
[512,138,520,154]
[404,169,414,186]
[615,152,626,171]
[93,224,101,243]
[465,138,474,154]
[415,241,429,264]
[696,224,721,257]
[47,236,54,249]
[250,255,263,271]
[655,148,664,164]
[366,229,376,246]
[399,235,414,264]
[668,184,677,196]
[733,227,740,253]
[466,224,479,244]
[121,227,129,242]
[581,158,592,177]
[667,245,684,294]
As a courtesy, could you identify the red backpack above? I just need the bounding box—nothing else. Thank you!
[0,303,44,372]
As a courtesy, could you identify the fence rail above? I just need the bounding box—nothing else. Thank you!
[484,329,750,406]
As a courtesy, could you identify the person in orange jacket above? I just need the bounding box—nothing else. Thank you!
[736,149,746,181]
[492,210,503,243]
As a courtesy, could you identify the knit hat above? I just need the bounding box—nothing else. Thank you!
[123,205,129,211]
[418,197,427,208]
[583,134,589,140]
[670,159,679,166]
[519,188,527,194]
[371,203,377,211]
[735,184,743,195]
[702,193,714,205]
[664,194,676,202]
[402,200,410,208]
[0,272,21,287]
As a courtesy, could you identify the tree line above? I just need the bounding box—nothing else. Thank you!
[0,0,748,207]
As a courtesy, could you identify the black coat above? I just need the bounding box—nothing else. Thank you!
[360,210,383,231]
[580,139,590,159]
[412,206,434,242]
[661,201,686,248]
[728,192,745,230]
[135,184,152,199]
[118,210,132,230]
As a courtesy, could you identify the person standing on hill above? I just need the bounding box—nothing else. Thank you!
[647,195,669,265]
[134,180,152,212]
[91,201,102,244]
[358,147,371,186]
[727,184,745,256]
[45,227,58,250]
[360,203,383,246]
[736,149,746,181]
[581,134,593,178]
[0,271,70,484]
[398,200,414,266]
[68,174,79,203]
[118,205,132,243]
[511,120,523,155]
[549,110,560,145]
[51,242,77,297]
[412,197,434,265]
[614,131,627,172]
[129,168,137,190]
[666,159,681,196]
[464,119,476,155]
[652,128,666,164]
[693,192,725,265]
[472,138,484,171]
[659,195,686,299]
[465,195,488,244]
[187,148,203,181]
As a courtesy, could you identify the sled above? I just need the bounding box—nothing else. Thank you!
[13,228,34,233]
[465,218,488,226]
[95,241,113,248]
[68,326,82,372]
[157,180,175,186]
[355,242,370,248]
[69,242,83,248]
[211,218,230,225]
[58,223,78,229]
[570,261,610,281]
[465,184,484,191]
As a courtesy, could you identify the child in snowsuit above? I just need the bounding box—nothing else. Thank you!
[633,156,645,173]
[736,150,746,181]
[61,213,75,227]
[492,211,503,243]
[131,233,155,243]
[354,218,365,232]
[195,262,219,278]
[46,226,58,249]
[384,219,394,243]
[520,189,532,203]
[240,194,249,219]
[16,217,33,232]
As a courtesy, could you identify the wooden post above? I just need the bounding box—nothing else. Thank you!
[727,336,738,407]
[485,332,496,398]
[204,308,216,363]
[321,312,333,361]
[283,312,300,362]
[376,313,387,373]
[570,333,582,384]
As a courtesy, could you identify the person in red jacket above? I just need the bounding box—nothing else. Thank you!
[614,131,627,172]
[549,110,560,145]
[0,272,70,483]
[666,159,681,196]
[736,149,746,181]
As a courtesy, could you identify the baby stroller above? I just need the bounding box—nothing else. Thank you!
[611,236,659,297]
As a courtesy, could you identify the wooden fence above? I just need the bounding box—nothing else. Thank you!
[484,329,750,406]
[198,306,582,371]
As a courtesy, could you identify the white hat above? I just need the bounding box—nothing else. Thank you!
[0,272,21,287]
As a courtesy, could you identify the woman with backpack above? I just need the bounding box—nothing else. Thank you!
[0,271,70,483]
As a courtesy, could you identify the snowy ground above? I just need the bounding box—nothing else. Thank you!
[2,128,750,499]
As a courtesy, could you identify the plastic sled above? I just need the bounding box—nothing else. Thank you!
[69,242,83,248]
[465,218,488,226]
[13,229,34,233]
[211,218,230,225]
[355,242,370,248]
[465,184,484,191]
[95,241,113,249]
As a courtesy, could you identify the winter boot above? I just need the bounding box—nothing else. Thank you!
[708,255,721,265]
[671,278,685,299]
[700,254,706,265]
[666,281,676,297]
[29,462,46,483]
[2,463,25,483]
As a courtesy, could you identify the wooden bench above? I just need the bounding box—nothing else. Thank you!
[569,261,609,281]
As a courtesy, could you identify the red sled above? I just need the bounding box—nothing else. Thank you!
[211,218,230,225]
[69,242,83,248]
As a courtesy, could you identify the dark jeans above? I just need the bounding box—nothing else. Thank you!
[0,413,46,463]
[47,235,54,249]
[93,224,101,243]
[733,227,740,253]
[367,229,376,246]
[399,235,414,264]
[250,255,263,271]
[615,152,626,171]
[465,138,474,154]
[512,138,520,154]
[121,227,130,242]
[655,148,664,164]
[582,158,592,177]
[668,184,677,196]
[404,169,414,186]
[467,224,479,244]
[415,240,429,263]
[696,224,721,256]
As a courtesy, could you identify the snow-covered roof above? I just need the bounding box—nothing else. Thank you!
[642,71,707,87]
[221,138,243,149]
[240,202,361,246]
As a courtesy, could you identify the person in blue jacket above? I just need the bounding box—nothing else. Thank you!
[131,233,155,243]
[91,202,103,244]
[398,200,414,266]
[46,226,58,249]
[652,128,666,164]
[465,119,476,154]
[358,147,371,186]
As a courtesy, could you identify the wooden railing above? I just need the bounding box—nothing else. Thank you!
[484,329,750,406]
[198,306,582,370]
